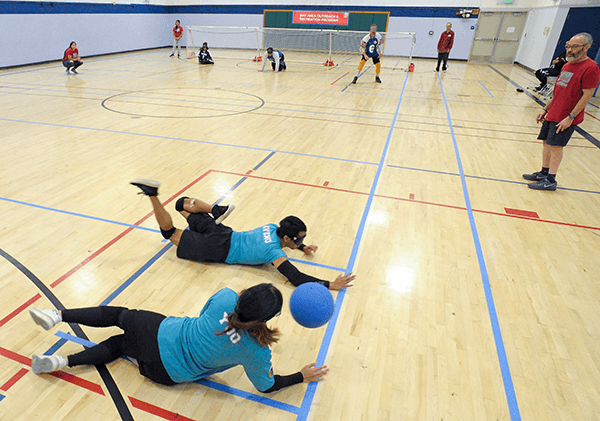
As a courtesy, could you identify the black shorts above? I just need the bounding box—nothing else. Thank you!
[119,309,175,385]
[177,213,232,263]
[538,120,576,147]
[361,55,380,65]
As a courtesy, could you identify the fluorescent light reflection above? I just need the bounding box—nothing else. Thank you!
[367,210,389,226]
[385,265,415,294]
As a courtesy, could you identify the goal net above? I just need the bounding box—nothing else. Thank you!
[186,26,416,70]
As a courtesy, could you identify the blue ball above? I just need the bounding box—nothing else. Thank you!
[289,283,334,328]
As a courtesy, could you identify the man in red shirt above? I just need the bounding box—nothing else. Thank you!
[436,22,454,72]
[170,20,183,58]
[62,41,83,74]
[524,32,600,191]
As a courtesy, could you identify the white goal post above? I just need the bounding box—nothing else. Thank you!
[186,26,416,70]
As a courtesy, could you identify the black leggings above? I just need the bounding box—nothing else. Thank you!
[63,306,176,385]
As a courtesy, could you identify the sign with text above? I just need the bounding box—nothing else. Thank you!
[292,11,350,26]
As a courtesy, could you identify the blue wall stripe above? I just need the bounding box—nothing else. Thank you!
[296,70,411,421]
[0,1,478,17]
[437,72,521,420]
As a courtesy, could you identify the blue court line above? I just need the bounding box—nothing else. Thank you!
[0,196,160,233]
[341,64,373,92]
[288,258,344,272]
[100,243,174,306]
[0,49,167,78]
[0,117,378,166]
[386,164,600,195]
[44,337,69,356]
[588,102,599,109]
[53,331,300,414]
[197,379,300,414]
[478,80,494,98]
[437,72,521,420]
[0,394,4,402]
[296,70,411,421]
[0,57,173,97]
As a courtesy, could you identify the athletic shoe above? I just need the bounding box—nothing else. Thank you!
[169,53,174,57]
[32,355,67,374]
[442,68,447,72]
[352,77,357,84]
[435,68,439,72]
[65,68,70,74]
[29,309,61,330]
[130,179,161,197]
[522,171,547,181]
[528,178,557,191]
[212,204,235,225]
[71,69,78,74]
[375,76,382,83]
[177,54,180,58]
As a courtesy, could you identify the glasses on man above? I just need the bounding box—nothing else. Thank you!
[565,44,584,50]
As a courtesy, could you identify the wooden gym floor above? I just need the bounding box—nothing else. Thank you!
[1,48,600,421]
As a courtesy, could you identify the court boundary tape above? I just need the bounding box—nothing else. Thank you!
[437,72,522,420]
[295,69,411,421]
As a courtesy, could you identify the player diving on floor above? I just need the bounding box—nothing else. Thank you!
[130,179,355,290]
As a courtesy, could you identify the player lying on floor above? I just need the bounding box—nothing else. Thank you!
[130,179,355,290]
[30,284,328,392]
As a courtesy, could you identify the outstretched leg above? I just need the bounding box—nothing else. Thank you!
[130,179,183,245]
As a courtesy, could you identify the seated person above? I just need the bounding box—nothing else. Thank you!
[198,42,214,65]
[534,51,566,92]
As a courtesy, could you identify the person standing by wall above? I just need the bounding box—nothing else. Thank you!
[436,22,454,72]
[170,20,183,58]
[523,33,600,191]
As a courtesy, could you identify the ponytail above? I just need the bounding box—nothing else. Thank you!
[217,312,280,347]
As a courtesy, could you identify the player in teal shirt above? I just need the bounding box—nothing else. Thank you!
[30,284,328,393]
[130,179,355,290]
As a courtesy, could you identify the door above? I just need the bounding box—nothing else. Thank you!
[469,11,528,63]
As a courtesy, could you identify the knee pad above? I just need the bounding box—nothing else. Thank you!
[161,227,176,240]
[175,197,188,212]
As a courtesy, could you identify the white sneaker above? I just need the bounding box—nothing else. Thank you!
[29,309,61,330]
[32,355,67,374]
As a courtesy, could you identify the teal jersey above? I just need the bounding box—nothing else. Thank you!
[225,224,287,265]
[157,288,275,391]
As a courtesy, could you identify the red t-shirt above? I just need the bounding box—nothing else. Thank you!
[437,30,454,53]
[173,25,183,38]
[63,48,79,61]
[546,57,600,125]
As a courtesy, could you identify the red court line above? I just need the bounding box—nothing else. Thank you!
[48,371,105,395]
[505,207,539,219]
[586,111,600,122]
[0,294,41,327]
[0,346,105,395]
[51,170,211,288]
[214,169,600,232]
[1,368,29,391]
[331,72,349,85]
[129,397,195,421]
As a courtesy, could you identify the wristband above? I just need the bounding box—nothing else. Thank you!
[298,244,306,251]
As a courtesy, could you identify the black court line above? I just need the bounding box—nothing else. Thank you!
[0,248,134,421]
[488,65,600,149]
